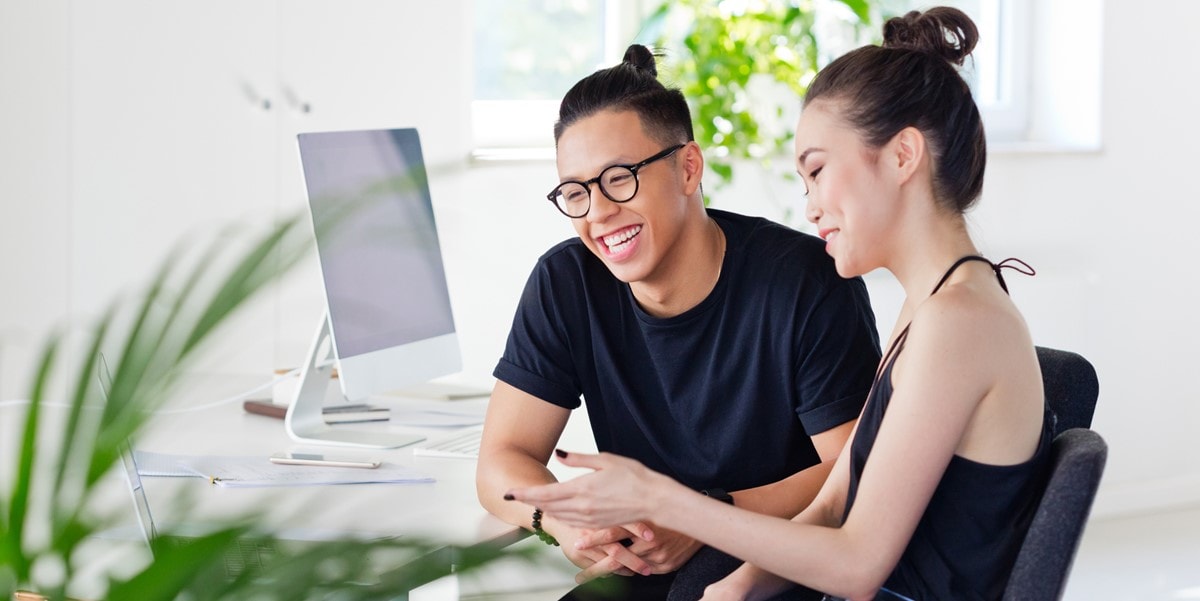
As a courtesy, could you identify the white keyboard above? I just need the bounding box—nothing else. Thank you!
[412,426,483,459]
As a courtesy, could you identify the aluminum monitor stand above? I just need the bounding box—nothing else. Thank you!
[284,314,425,449]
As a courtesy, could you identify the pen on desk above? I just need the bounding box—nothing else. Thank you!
[208,476,220,485]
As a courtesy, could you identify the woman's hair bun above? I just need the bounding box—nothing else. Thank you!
[882,7,979,66]
[622,44,658,77]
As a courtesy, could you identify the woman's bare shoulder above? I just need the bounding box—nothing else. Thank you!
[896,280,1033,397]
[911,276,1029,347]
[902,278,1042,461]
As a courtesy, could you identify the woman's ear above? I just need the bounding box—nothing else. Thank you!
[681,141,704,195]
[891,127,927,186]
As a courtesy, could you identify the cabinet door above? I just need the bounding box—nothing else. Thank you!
[71,0,280,374]
[0,0,72,398]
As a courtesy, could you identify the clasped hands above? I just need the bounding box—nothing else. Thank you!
[562,521,701,583]
[506,450,701,584]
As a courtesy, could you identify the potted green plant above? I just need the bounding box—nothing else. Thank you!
[639,0,876,189]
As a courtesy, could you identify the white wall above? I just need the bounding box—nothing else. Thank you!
[0,0,1195,518]
[0,0,71,398]
[974,0,1200,517]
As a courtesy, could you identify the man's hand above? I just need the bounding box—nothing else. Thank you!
[576,523,703,574]
[545,518,654,584]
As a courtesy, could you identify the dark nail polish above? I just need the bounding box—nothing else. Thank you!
[555,448,568,458]
[503,493,515,501]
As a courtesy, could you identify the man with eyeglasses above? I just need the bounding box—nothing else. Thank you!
[477,45,881,601]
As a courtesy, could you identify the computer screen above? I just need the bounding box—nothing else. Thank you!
[297,128,461,402]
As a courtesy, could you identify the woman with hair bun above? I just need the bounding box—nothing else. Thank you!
[507,8,1051,600]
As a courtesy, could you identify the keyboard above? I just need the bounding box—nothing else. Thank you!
[412,426,483,459]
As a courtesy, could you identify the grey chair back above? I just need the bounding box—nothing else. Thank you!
[1002,428,1108,601]
[1036,346,1099,437]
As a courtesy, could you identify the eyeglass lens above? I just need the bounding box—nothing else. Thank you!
[552,165,638,217]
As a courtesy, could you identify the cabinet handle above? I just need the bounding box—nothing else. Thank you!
[238,79,272,112]
[281,86,312,115]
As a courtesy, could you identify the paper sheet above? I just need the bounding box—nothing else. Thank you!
[133,450,434,487]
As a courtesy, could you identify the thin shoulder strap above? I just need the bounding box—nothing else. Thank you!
[874,324,911,381]
[875,256,1036,381]
[930,255,1037,295]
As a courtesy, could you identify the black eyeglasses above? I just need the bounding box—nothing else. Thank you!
[546,144,685,218]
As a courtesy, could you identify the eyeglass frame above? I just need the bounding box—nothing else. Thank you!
[546,143,686,218]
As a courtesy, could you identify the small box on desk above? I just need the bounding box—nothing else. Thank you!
[248,368,389,424]
[243,399,389,423]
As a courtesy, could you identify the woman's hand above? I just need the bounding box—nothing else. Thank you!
[505,450,676,530]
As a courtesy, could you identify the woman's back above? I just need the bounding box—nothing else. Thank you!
[843,257,1052,600]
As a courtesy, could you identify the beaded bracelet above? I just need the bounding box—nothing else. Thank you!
[531,508,559,546]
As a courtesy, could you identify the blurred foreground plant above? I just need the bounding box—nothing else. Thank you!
[1,193,539,599]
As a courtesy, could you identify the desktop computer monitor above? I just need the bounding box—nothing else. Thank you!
[286,127,462,448]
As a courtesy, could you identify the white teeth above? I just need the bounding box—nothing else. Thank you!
[603,225,642,249]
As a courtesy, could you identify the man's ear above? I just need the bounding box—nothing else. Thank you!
[892,126,927,186]
[681,141,704,195]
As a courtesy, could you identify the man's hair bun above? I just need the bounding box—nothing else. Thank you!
[622,44,658,77]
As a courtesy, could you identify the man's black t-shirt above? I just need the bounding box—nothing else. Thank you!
[494,209,881,491]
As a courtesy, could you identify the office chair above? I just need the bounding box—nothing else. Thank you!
[1036,346,1100,437]
[1002,428,1108,601]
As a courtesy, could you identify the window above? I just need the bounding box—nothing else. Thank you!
[471,0,1099,157]
[472,0,639,158]
[473,0,607,102]
[881,0,1101,150]
[877,0,1031,143]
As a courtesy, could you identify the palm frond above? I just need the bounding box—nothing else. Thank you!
[3,209,546,600]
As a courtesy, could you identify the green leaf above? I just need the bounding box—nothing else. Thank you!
[4,205,536,597]
[710,162,734,182]
[644,0,874,193]
[5,333,61,583]
[180,215,307,358]
[106,528,247,601]
[837,0,873,24]
[51,303,115,513]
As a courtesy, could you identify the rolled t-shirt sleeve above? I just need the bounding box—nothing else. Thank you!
[794,275,882,435]
[493,257,584,410]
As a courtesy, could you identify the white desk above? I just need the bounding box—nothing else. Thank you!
[0,374,522,599]
[135,377,517,551]
[2,373,593,599]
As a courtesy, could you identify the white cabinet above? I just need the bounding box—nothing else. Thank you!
[69,1,281,373]
[55,1,472,376]
[0,0,73,398]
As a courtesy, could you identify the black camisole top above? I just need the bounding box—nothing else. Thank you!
[840,256,1052,601]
